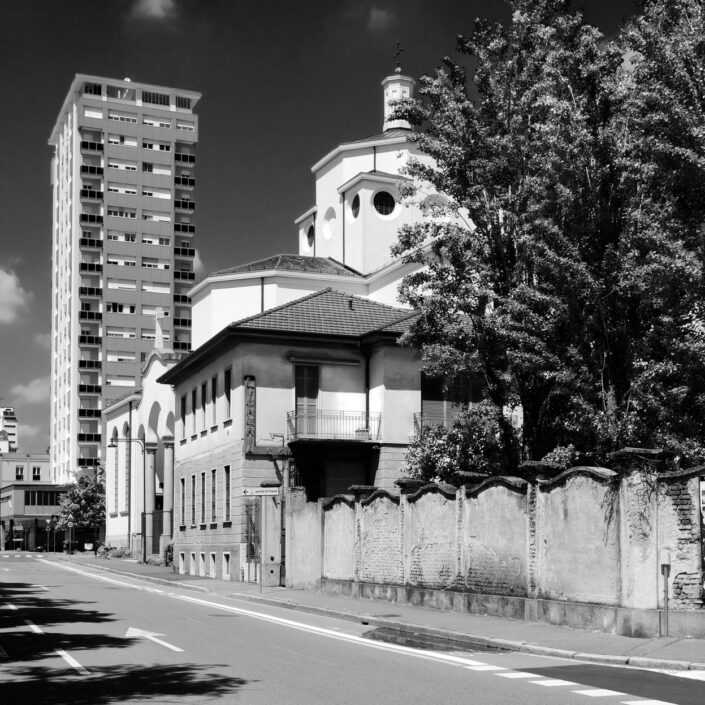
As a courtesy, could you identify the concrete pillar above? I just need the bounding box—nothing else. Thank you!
[159,437,174,554]
[144,443,157,558]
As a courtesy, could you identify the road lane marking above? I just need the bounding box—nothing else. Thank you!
[32,584,49,591]
[55,648,90,676]
[125,626,183,652]
[24,620,44,634]
[531,679,577,686]
[573,690,624,697]
[466,665,507,671]
[621,701,677,705]
[4,603,18,610]
[497,672,538,678]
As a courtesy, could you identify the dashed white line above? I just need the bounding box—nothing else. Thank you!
[621,701,676,705]
[4,603,17,611]
[55,648,90,676]
[531,678,578,686]
[466,665,507,671]
[24,619,44,634]
[497,672,538,679]
[573,690,624,697]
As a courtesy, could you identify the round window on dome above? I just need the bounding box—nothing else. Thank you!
[307,225,315,248]
[351,194,360,219]
[373,191,396,216]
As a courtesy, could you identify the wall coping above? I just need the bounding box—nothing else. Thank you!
[539,465,616,490]
[465,475,528,497]
[406,482,457,503]
[360,488,400,506]
[658,466,705,482]
[322,494,355,510]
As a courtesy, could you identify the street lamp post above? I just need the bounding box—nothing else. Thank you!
[107,437,146,561]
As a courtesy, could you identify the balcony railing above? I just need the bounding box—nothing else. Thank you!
[80,140,104,152]
[78,408,102,418]
[79,286,103,297]
[78,458,100,467]
[174,199,195,211]
[79,310,102,322]
[173,318,192,328]
[174,153,195,164]
[79,262,103,273]
[174,247,195,257]
[78,360,102,370]
[78,384,102,395]
[174,270,195,281]
[79,334,101,346]
[174,176,195,187]
[286,410,381,442]
[173,293,191,304]
[80,237,103,249]
[412,411,467,438]
[80,189,103,200]
[173,341,191,351]
[80,213,103,224]
[81,165,104,176]
[78,433,102,443]
[174,222,195,234]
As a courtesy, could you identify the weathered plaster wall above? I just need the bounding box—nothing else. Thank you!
[285,489,322,590]
[323,500,355,580]
[538,473,620,605]
[463,483,528,596]
[360,493,402,584]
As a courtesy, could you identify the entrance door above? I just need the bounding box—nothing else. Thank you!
[295,365,318,436]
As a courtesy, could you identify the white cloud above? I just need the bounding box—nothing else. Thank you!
[11,377,50,404]
[130,0,177,20]
[193,249,204,276]
[0,266,31,323]
[367,7,395,32]
[18,424,40,439]
[34,332,52,349]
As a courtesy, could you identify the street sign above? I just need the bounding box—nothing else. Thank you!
[67,521,74,528]
[241,487,280,497]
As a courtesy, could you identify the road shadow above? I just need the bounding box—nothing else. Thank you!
[2,663,248,704]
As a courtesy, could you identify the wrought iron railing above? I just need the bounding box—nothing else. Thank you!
[286,410,381,441]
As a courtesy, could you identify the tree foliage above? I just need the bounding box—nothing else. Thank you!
[57,467,106,532]
[394,0,705,470]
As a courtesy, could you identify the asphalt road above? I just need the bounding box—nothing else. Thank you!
[1,553,704,704]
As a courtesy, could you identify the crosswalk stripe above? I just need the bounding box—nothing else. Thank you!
[531,679,577,686]
[497,672,537,679]
[466,665,507,671]
[572,690,624,697]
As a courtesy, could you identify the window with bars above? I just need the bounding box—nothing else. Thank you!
[224,466,231,521]
[190,475,196,525]
[211,469,217,523]
[200,471,206,524]
[180,478,185,526]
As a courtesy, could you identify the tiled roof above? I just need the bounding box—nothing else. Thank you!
[345,128,411,145]
[232,288,413,337]
[207,255,362,279]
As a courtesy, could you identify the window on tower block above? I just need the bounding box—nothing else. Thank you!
[15,466,23,480]
[32,467,41,481]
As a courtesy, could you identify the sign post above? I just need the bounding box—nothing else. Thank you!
[240,487,280,592]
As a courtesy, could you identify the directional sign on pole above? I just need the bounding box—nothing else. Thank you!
[241,487,280,497]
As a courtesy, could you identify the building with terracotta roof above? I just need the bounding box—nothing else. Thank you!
[156,289,422,581]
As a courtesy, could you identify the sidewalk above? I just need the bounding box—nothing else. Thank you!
[46,553,705,672]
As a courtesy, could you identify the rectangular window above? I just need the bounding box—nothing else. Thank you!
[201,381,207,429]
[180,478,185,526]
[142,90,170,106]
[107,158,137,171]
[32,467,41,481]
[200,471,206,524]
[15,466,23,480]
[83,82,102,96]
[211,375,217,425]
[190,475,196,525]
[107,183,137,195]
[176,95,191,110]
[176,120,195,132]
[83,106,103,119]
[224,367,232,418]
[143,115,171,128]
[224,465,231,521]
[211,468,217,522]
[107,207,136,219]
[107,86,136,102]
[180,394,187,437]
[191,388,197,434]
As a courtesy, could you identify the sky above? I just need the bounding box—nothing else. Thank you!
[0,0,640,452]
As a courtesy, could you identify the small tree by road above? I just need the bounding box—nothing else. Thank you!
[57,466,106,549]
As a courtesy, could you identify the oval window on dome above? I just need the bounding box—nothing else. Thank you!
[373,191,396,216]
[307,225,315,248]
[351,194,360,219]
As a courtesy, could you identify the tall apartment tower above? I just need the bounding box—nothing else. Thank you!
[49,75,200,484]
[0,407,18,451]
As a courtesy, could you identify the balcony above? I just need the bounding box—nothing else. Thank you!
[80,237,103,249]
[174,153,195,164]
[173,318,192,328]
[174,199,195,211]
[286,410,382,442]
[174,247,195,257]
[412,411,467,438]
[78,433,102,443]
[79,334,102,346]
[80,189,103,201]
[79,310,102,322]
[78,408,102,418]
[174,270,195,281]
[174,223,195,234]
[79,286,103,297]
[80,213,103,225]
[81,165,104,176]
[173,294,191,304]
[81,140,104,152]
[77,458,100,468]
[174,176,195,188]
[79,262,103,273]
[78,384,102,395]
[173,341,191,351]
[79,360,102,370]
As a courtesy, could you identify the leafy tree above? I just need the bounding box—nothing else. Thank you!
[394,0,705,470]
[57,466,106,538]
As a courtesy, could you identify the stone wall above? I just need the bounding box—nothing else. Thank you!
[289,466,704,616]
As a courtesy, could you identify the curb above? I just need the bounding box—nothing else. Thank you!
[44,558,702,672]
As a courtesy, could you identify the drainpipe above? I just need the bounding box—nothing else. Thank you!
[127,401,132,548]
[342,191,346,265]
[373,146,377,172]
[260,277,265,313]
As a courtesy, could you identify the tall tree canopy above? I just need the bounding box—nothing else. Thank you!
[57,467,106,534]
[394,0,705,470]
